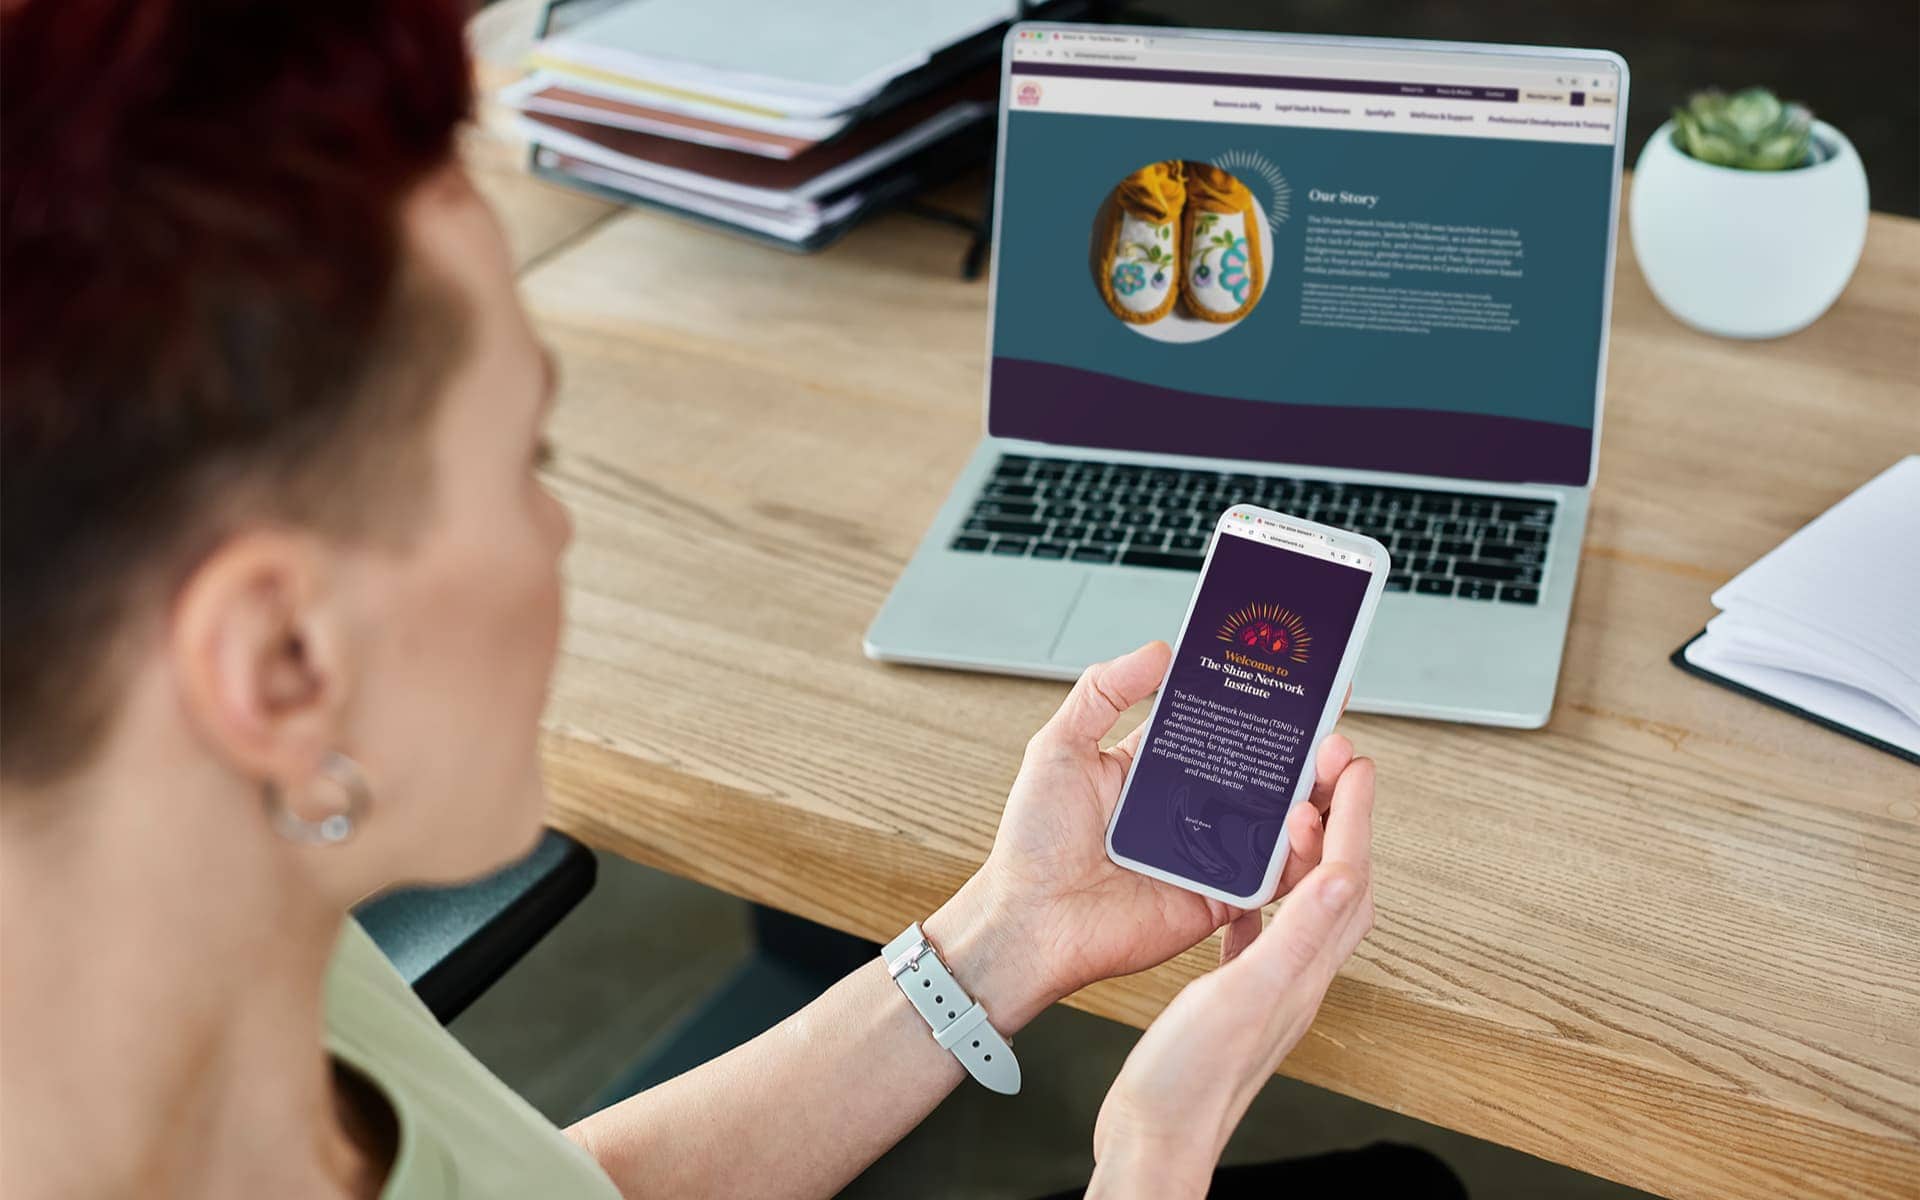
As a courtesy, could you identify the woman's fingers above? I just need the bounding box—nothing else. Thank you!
[1218,907,1263,965]
[1275,738,1353,892]
[1235,860,1369,991]
[1276,799,1326,893]
[1240,757,1377,986]
[1040,641,1172,753]
[1107,719,1150,771]
[1321,755,1376,868]
[1306,733,1353,816]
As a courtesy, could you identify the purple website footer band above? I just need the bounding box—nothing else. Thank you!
[988,357,1593,486]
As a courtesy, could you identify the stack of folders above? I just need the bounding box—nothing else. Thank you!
[509,0,1086,250]
[1674,455,1920,763]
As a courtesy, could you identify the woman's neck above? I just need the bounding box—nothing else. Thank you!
[1,753,387,1198]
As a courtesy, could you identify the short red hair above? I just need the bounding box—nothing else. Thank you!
[2,0,475,780]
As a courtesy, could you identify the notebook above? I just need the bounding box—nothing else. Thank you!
[1673,456,1920,763]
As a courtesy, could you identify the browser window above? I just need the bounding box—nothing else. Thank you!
[991,28,1623,486]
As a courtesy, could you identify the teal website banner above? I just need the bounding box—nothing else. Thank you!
[989,107,1616,484]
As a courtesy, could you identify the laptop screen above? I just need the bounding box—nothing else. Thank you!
[987,29,1624,487]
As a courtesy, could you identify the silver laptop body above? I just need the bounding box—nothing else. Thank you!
[867,25,1630,727]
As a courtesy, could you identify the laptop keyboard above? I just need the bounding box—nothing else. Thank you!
[950,454,1552,604]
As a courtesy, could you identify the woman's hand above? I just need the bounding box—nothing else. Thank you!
[925,642,1358,1030]
[1087,755,1375,1196]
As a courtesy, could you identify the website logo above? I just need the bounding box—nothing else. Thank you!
[1015,81,1042,107]
[1216,603,1311,664]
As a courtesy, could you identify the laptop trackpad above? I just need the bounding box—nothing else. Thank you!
[1050,570,1194,670]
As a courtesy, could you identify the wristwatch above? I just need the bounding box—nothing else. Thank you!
[882,922,1021,1095]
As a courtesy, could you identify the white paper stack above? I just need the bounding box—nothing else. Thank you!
[531,0,1016,120]
[1683,456,1920,757]
[507,0,1019,247]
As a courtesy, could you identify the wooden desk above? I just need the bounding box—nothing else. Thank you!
[464,64,1919,1200]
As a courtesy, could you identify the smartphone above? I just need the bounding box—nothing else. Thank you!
[1104,504,1390,907]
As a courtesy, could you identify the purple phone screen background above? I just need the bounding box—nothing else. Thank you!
[1111,530,1370,897]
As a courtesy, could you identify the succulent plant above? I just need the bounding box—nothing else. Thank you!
[1671,88,1815,170]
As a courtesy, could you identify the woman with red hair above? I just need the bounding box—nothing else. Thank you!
[0,3,1385,1197]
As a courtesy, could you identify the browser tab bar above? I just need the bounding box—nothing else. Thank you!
[1006,55,1617,144]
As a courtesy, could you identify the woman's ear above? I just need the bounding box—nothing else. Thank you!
[169,529,351,791]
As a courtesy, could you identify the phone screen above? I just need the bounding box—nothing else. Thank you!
[1108,513,1379,902]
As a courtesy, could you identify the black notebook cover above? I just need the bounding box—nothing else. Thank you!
[1671,630,1920,766]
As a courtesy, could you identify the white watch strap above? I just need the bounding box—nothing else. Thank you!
[882,923,1021,1095]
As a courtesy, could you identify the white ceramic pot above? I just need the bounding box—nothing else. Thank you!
[1629,119,1868,339]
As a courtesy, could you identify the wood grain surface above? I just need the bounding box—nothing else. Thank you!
[468,10,1920,1196]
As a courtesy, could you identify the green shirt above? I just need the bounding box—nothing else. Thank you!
[325,919,623,1199]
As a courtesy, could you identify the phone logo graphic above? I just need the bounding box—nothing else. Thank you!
[1215,603,1312,664]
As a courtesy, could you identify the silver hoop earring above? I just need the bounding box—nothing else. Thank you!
[263,751,372,845]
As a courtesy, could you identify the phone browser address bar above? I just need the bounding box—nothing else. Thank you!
[1224,520,1375,570]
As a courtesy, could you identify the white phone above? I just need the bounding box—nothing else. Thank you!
[1105,504,1390,907]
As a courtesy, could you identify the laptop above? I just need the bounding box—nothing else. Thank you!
[865,24,1629,727]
